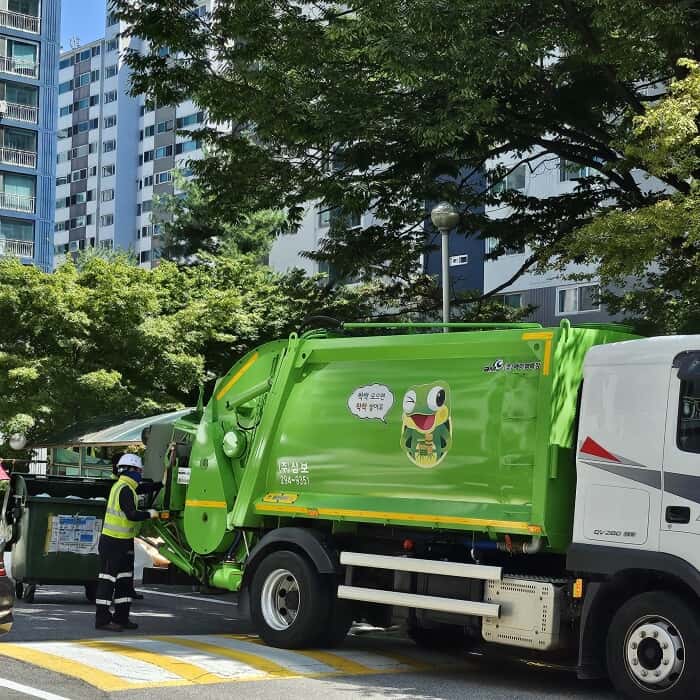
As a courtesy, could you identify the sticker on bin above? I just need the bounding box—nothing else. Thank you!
[177,467,191,485]
[45,515,102,555]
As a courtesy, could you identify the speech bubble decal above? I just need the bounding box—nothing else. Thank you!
[348,384,394,422]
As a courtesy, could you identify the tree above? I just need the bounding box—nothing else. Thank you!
[154,173,286,260]
[560,60,700,334]
[114,0,700,316]
[0,253,375,444]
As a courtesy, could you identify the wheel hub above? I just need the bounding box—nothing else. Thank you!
[260,568,300,631]
[625,617,685,690]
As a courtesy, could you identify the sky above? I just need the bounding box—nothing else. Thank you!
[60,0,106,52]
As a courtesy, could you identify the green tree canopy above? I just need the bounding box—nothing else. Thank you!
[114,0,700,305]
[0,254,374,444]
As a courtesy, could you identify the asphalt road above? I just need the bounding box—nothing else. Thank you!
[0,583,618,700]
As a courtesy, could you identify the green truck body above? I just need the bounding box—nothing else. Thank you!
[147,321,633,583]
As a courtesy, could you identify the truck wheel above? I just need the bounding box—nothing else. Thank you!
[321,594,353,647]
[250,550,331,648]
[606,590,700,699]
[23,584,36,604]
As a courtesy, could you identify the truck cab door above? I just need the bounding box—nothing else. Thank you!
[661,353,700,556]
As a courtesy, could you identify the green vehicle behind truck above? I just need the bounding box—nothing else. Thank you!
[136,320,700,699]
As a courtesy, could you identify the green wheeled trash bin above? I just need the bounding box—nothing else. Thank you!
[7,474,113,603]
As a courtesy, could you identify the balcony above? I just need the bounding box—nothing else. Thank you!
[0,147,36,169]
[0,55,38,79]
[0,100,38,124]
[0,237,33,258]
[0,9,40,34]
[0,191,34,213]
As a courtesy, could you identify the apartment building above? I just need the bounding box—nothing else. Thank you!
[0,0,60,271]
[482,153,611,325]
[54,1,211,267]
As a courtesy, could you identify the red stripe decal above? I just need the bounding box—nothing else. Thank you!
[580,437,621,463]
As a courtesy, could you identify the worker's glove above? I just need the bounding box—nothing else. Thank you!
[147,509,159,520]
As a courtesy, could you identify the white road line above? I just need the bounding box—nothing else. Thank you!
[18,642,180,683]
[0,677,73,700]
[194,635,338,675]
[133,588,238,607]
[106,638,266,680]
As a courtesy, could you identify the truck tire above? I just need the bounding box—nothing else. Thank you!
[23,583,35,604]
[250,550,332,648]
[606,590,700,699]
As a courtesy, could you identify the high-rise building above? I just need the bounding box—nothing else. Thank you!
[0,0,60,271]
[53,1,212,267]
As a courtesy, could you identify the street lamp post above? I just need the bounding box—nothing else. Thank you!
[430,202,460,332]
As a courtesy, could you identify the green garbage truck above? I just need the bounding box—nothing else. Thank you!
[140,320,700,699]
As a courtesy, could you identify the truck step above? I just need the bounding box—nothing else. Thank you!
[337,585,500,617]
[340,551,502,581]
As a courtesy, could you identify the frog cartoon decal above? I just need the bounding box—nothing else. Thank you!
[400,382,452,468]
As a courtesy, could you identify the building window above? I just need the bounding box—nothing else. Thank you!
[142,150,153,163]
[99,239,113,249]
[556,284,600,315]
[89,165,97,176]
[92,45,101,57]
[155,145,173,159]
[100,214,114,227]
[140,225,152,238]
[77,72,90,87]
[104,115,117,129]
[155,170,172,184]
[106,38,118,52]
[91,69,100,82]
[106,11,119,27]
[56,175,70,186]
[143,175,153,187]
[560,159,597,182]
[104,90,117,104]
[59,80,73,94]
[449,254,468,267]
[59,105,71,117]
[101,189,115,202]
[103,140,116,153]
[59,57,72,70]
[71,168,87,182]
[102,164,115,177]
[501,293,523,308]
[140,250,151,263]
[176,112,204,128]
[492,164,527,194]
[175,140,200,154]
[105,64,118,78]
[141,200,152,213]
[157,120,174,134]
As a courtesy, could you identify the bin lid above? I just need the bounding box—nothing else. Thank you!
[32,408,194,448]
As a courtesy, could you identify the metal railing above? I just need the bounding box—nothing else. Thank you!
[0,237,33,258]
[0,147,37,169]
[0,191,34,213]
[0,55,38,79]
[0,9,40,34]
[0,101,38,124]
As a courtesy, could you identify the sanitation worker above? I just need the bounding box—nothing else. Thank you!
[95,454,158,631]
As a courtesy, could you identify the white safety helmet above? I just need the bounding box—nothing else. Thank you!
[117,453,143,471]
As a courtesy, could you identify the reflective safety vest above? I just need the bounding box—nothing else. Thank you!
[102,476,139,539]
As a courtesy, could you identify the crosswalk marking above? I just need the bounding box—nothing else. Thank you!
[0,634,454,691]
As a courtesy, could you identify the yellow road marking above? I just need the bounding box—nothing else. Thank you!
[185,500,228,509]
[0,643,136,692]
[155,636,296,678]
[231,636,375,675]
[254,503,542,535]
[522,330,554,376]
[78,640,223,685]
[216,352,259,401]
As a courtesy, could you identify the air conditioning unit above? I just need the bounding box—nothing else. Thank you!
[0,100,7,116]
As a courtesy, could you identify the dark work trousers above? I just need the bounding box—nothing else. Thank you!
[95,534,134,626]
